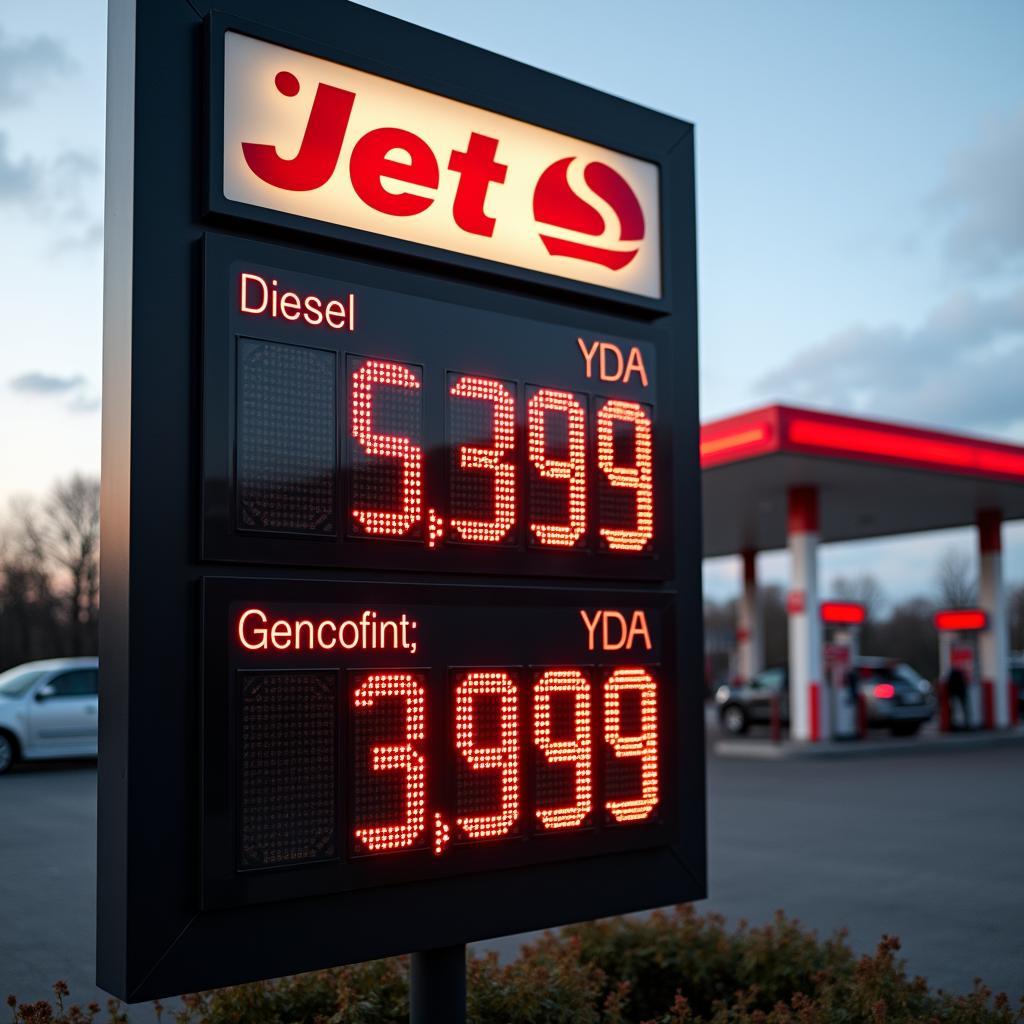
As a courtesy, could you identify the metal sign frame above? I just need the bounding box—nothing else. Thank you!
[100,0,703,1001]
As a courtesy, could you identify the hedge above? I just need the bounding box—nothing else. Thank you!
[8,907,1022,1023]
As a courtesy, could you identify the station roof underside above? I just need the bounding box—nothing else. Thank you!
[700,405,1024,558]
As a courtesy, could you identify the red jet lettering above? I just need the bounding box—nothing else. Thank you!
[350,126,439,216]
[242,71,507,233]
[241,73,356,191]
[448,132,507,237]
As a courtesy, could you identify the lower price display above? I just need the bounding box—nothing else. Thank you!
[350,664,659,858]
[201,578,677,908]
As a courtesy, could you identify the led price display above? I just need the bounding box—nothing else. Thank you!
[351,665,657,853]
[202,236,671,580]
[201,579,675,908]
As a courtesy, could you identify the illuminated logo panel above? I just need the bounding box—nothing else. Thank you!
[222,32,662,298]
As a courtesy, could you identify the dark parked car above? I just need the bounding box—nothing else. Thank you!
[1011,657,1024,718]
[715,660,933,737]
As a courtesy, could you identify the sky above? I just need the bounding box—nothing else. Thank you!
[0,0,1022,608]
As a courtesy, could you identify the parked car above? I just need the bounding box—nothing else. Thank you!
[715,659,933,737]
[857,657,934,701]
[1011,655,1024,718]
[0,658,99,773]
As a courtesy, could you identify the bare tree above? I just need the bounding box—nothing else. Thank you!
[761,584,789,669]
[0,498,63,667]
[935,547,977,609]
[703,596,738,688]
[871,596,940,680]
[22,474,101,657]
[829,574,886,623]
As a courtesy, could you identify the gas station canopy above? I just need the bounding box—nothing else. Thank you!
[700,404,1024,558]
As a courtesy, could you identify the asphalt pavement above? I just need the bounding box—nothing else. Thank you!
[1,739,1021,1017]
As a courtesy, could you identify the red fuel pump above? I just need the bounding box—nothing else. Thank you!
[935,609,988,731]
[821,601,865,739]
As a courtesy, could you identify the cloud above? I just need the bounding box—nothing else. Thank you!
[0,32,97,243]
[10,372,86,395]
[0,133,39,203]
[9,371,99,414]
[0,28,73,109]
[51,150,100,178]
[753,109,1024,439]
[930,107,1024,277]
[0,132,100,235]
[51,220,103,255]
[755,285,1024,434]
[67,395,101,414]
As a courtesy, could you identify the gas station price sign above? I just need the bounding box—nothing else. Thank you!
[100,0,703,1001]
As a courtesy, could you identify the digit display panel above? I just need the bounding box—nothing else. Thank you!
[202,578,675,908]
[202,235,673,579]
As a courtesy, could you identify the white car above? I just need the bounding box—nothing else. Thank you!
[0,657,99,773]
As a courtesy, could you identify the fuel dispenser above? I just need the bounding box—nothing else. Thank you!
[821,601,865,739]
[934,609,988,731]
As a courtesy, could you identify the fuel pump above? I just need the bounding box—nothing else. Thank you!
[934,609,988,731]
[821,601,865,739]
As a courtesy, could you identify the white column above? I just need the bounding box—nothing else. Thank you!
[736,549,763,681]
[788,486,825,741]
[978,509,1010,728]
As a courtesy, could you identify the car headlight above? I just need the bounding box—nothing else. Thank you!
[715,684,731,704]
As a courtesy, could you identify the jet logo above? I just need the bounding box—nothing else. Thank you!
[223,32,661,297]
[533,157,645,270]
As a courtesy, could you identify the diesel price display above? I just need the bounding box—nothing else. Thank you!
[201,237,674,581]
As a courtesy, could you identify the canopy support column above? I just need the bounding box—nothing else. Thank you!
[788,486,825,741]
[737,549,763,681]
[977,509,1010,729]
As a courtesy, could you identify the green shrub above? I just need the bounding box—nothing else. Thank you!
[8,909,1023,1024]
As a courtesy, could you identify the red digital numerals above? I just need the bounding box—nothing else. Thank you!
[351,672,428,853]
[448,375,517,544]
[350,358,424,539]
[346,359,654,553]
[350,667,659,856]
[596,400,654,553]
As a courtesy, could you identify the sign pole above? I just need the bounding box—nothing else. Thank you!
[410,944,466,1024]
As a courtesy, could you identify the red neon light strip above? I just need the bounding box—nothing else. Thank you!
[786,417,1024,480]
[699,423,773,467]
[934,609,987,632]
[701,426,767,456]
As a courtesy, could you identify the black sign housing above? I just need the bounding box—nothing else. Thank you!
[100,0,703,1000]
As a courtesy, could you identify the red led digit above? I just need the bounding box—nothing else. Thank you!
[350,359,423,537]
[597,399,654,552]
[352,672,427,853]
[603,668,659,823]
[454,671,520,840]
[449,375,516,544]
[533,669,593,830]
[527,388,587,547]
